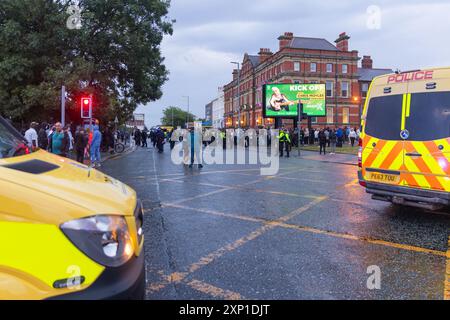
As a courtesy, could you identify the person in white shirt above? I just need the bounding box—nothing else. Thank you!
[349,128,357,147]
[24,122,38,150]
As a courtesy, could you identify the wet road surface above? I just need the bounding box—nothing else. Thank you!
[102,145,450,300]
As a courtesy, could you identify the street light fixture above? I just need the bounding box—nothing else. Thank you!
[230,61,241,129]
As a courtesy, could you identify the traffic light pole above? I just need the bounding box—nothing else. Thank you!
[89,93,93,131]
[61,86,66,127]
[297,103,302,157]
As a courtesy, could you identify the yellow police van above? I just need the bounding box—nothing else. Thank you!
[0,117,145,299]
[358,67,450,210]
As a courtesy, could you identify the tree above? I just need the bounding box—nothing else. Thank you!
[161,106,196,128]
[0,0,173,125]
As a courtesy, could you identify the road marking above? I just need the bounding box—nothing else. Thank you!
[277,222,447,257]
[151,150,161,203]
[159,178,321,200]
[146,273,243,300]
[162,203,266,224]
[147,196,328,294]
[160,167,308,205]
[186,279,243,300]
[148,175,357,295]
[163,203,447,258]
[445,237,450,300]
[170,187,232,205]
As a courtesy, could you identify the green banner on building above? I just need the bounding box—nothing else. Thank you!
[263,83,326,117]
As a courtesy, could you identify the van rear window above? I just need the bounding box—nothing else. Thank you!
[406,92,450,141]
[365,95,403,140]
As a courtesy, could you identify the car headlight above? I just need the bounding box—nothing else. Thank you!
[61,215,134,267]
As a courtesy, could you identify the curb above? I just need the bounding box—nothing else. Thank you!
[101,145,137,163]
[292,147,358,156]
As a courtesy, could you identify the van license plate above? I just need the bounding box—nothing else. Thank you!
[367,172,400,184]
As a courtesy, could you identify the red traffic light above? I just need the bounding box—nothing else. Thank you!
[81,97,92,119]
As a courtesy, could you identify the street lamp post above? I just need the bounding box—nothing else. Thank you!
[353,95,361,128]
[231,62,241,129]
[182,95,190,127]
[334,55,339,126]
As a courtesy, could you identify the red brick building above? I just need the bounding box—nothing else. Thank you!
[223,32,392,129]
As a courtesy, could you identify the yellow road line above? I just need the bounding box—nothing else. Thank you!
[164,203,447,258]
[186,279,243,300]
[277,223,447,257]
[148,196,328,294]
[146,273,243,300]
[162,203,263,224]
[170,187,232,205]
[445,237,450,300]
[159,178,321,200]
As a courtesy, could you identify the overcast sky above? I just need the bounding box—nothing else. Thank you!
[136,0,450,127]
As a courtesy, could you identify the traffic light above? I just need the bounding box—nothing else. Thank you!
[81,97,92,119]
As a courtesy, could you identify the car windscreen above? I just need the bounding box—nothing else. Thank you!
[0,117,28,159]
[364,94,403,140]
[405,91,450,141]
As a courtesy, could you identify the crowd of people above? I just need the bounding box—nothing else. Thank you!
[132,127,169,153]
[22,120,119,168]
[276,126,361,157]
[22,120,360,170]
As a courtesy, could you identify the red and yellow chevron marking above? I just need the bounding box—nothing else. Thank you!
[362,135,450,192]
[361,90,450,192]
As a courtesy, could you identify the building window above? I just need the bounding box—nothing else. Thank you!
[326,81,334,97]
[310,63,317,72]
[327,107,334,124]
[362,83,369,97]
[311,117,317,123]
[294,62,301,72]
[343,108,349,124]
[326,63,333,73]
[342,64,348,74]
[341,81,349,98]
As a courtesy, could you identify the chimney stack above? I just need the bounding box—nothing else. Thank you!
[335,32,350,51]
[278,32,294,50]
[258,48,273,64]
[362,55,373,69]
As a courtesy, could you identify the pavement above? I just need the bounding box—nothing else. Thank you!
[101,144,450,300]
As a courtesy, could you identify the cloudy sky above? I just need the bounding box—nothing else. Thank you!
[136,0,450,127]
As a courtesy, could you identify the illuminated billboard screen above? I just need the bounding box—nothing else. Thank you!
[263,83,326,117]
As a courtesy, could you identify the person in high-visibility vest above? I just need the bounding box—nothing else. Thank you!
[278,127,291,158]
[220,130,226,149]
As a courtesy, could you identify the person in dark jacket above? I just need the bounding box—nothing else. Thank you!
[319,129,327,155]
[309,129,315,145]
[330,129,337,154]
[134,128,141,146]
[156,128,165,153]
[38,123,49,150]
[141,130,148,148]
[74,128,88,163]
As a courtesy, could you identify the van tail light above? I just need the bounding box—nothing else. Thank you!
[358,138,363,168]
